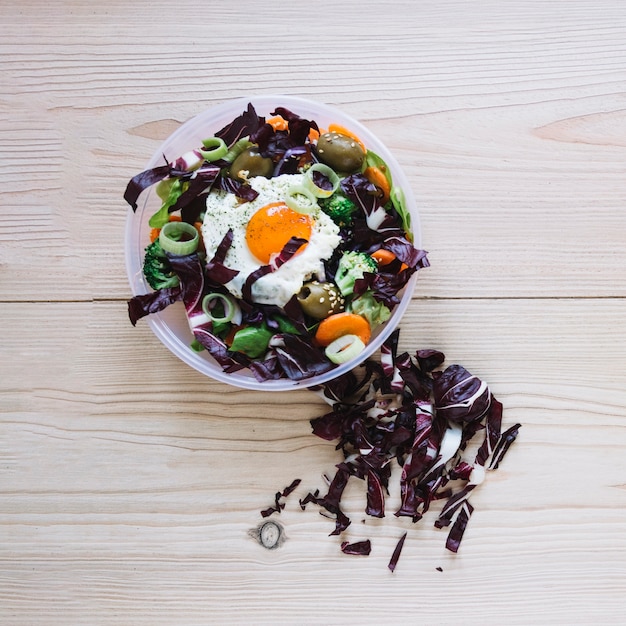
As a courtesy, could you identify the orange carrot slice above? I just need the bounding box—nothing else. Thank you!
[364,165,391,204]
[308,127,321,143]
[371,248,408,272]
[266,115,289,131]
[371,249,397,266]
[315,312,371,347]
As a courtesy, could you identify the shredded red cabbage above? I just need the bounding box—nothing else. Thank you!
[127,285,182,326]
[489,422,522,470]
[300,328,521,569]
[204,229,241,287]
[341,539,372,556]
[215,102,265,146]
[124,163,171,211]
[261,479,302,518]
[388,532,407,572]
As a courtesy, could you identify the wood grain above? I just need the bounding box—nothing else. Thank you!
[1,1,625,624]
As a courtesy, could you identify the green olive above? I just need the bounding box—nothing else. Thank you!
[297,281,345,319]
[316,132,365,174]
[228,147,274,182]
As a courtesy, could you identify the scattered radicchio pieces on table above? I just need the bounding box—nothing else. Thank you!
[260,479,302,518]
[255,329,521,572]
[340,539,372,556]
[388,532,407,573]
[296,327,522,571]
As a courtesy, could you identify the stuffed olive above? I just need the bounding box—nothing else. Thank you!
[297,281,344,319]
[316,131,365,174]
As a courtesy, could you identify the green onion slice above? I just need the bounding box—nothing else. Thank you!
[158,221,199,255]
[284,185,319,214]
[199,137,228,162]
[304,163,340,198]
[324,334,366,364]
[202,292,238,324]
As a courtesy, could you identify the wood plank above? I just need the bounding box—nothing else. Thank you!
[1,3,625,301]
[2,297,625,623]
[2,298,625,403]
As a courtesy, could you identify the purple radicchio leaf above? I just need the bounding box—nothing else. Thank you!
[168,164,221,213]
[350,244,428,309]
[340,539,372,556]
[449,460,474,481]
[281,478,302,498]
[365,470,386,518]
[214,174,259,202]
[273,145,311,176]
[489,422,522,470]
[340,173,383,219]
[272,106,319,145]
[123,163,171,211]
[192,326,247,374]
[320,466,352,533]
[396,351,433,402]
[380,328,403,393]
[475,395,503,467]
[127,285,182,326]
[310,408,354,442]
[261,497,285,518]
[260,478,302,518]
[340,174,405,237]
[435,483,477,530]
[204,229,240,287]
[433,364,492,425]
[247,350,285,382]
[444,500,475,553]
[249,123,277,154]
[268,333,334,381]
[388,532,407,573]
[215,102,265,147]
[416,348,446,373]
[299,479,352,536]
[383,236,430,270]
[180,193,209,225]
[250,107,317,163]
[309,360,379,407]
[166,252,206,325]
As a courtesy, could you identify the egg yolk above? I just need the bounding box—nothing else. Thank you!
[246,202,313,264]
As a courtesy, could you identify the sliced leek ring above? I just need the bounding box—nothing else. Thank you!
[284,184,319,214]
[159,221,199,255]
[325,333,366,364]
[304,163,340,198]
[202,292,238,324]
[199,136,228,162]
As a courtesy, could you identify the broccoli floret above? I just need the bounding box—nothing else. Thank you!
[334,250,378,297]
[349,290,391,328]
[142,239,180,290]
[318,193,358,226]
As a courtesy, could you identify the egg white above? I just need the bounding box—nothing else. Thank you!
[201,174,341,307]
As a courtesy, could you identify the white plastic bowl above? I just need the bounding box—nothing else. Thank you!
[125,95,421,391]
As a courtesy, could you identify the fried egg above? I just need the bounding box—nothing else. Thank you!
[202,174,341,307]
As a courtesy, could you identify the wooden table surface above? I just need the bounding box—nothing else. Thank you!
[2,1,625,624]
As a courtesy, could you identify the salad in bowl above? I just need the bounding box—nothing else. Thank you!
[125,96,428,390]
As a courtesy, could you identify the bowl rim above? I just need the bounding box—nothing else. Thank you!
[125,94,421,391]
